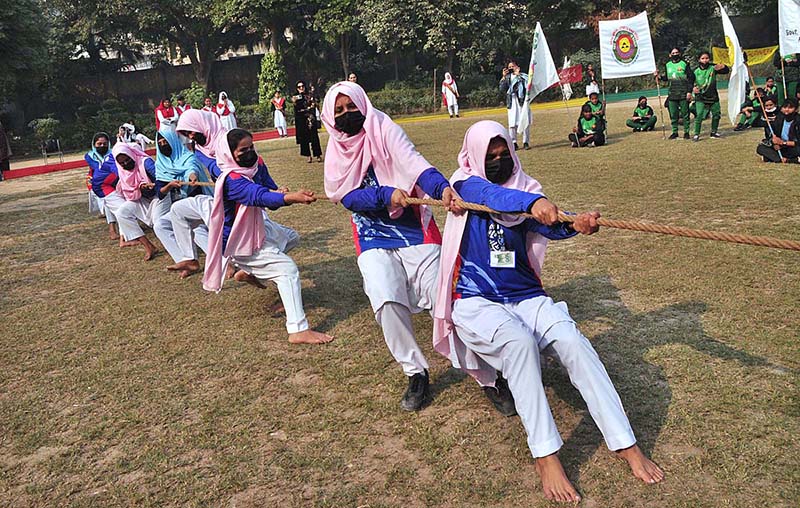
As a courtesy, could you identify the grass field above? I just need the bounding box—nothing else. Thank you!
[1,101,798,507]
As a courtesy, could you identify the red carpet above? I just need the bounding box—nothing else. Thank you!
[4,127,294,180]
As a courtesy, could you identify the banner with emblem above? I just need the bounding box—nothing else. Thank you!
[598,11,656,79]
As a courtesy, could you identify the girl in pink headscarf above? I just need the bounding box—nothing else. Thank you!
[321,81,462,412]
[201,128,333,345]
[112,143,177,260]
[432,120,663,503]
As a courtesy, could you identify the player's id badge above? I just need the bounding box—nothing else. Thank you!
[490,251,515,268]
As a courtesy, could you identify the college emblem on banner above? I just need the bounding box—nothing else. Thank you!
[611,28,639,64]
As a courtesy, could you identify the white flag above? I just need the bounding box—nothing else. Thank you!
[779,0,800,56]
[562,57,573,100]
[599,11,656,79]
[718,2,747,126]
[518,22,559,128]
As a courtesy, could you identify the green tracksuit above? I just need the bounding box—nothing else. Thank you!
[736,98,763,128]
[660,60,694,134]
[773,53,800,105]
[626,105,657,131]
[693,64,729,135]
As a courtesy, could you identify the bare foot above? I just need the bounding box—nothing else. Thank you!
[108,225,120,240]
[141,240,157,261]
[268,301,285,315]
[119,239,138,248]
[534,454,581,503]
[233,270,267,289]
[616,444,664,484]
[167,259,200,277]
[288,330,334,344]
[225,263,236,279]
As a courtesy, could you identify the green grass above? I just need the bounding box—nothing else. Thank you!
[0,102,798,507]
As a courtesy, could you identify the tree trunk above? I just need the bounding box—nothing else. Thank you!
[268,23,283,54]
[340,34,350,78]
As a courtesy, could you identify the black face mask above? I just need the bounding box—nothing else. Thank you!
[670,55,681,62]
[335,110,366,136]
[95,145,108,155]
[236,149,258,168]
[120,158,135,171]
[158,142,172,158]
[784,110,798,121]
[192,133,207,147]
[699,62,709,69]
[484,156,515,184]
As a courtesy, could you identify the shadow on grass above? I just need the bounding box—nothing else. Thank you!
[546,274,772,490]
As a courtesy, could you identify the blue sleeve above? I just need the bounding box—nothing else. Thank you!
[142,164,157,199]
[84,154,100,173]
[341,186,396,212]
[195,151,222,180]
[255,160,278,190]
[526,220,577,240]
[225,175,286,209]
[415,167,450,200]
[91,176,104,197]
[453,176,544,214]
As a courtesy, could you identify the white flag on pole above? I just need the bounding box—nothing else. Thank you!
[598,11,656,79]
[779,0,800,56]
[519,22,559,128]
[562,57,573,100]
[718,2,747,126]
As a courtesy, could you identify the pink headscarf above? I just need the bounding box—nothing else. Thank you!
[432,120,548,386]
[112,143,152,201]
[201,133,266,293]
[321,82,433,204]
[176,109,227,158]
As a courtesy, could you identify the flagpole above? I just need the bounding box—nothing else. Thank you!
[601,78,609,140]
[654,75,667,139]
[780,58,788,100]
[746,64,785,162]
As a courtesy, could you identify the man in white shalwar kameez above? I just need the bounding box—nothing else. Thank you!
[499,61,532,150]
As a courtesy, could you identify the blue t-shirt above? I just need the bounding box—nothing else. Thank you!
[341,167,449,254]
[453,177,577,303]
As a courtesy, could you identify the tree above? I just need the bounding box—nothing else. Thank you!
[128,0,256,88]
[0,0,50,101]
[315,0,358,78]
[359,0,424,80]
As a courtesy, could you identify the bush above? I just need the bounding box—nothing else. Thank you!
[27,117,61,144]
[236,104,272,131]
[258,52,287,109]
[174,82,209,108]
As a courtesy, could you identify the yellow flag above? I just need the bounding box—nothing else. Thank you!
[712,45,779,66]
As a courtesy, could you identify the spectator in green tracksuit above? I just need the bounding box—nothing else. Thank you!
[656,48,694,139]
[772,53,800,105]
[692,51,729,141]
[734,88,764,131]
[764,77,778,98]
[626,96,657,131]
[569,104,606,147]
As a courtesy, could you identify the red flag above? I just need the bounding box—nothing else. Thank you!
[558,64,583,84]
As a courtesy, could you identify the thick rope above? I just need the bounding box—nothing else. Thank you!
[177,180,215,187]
[404,197,800,252]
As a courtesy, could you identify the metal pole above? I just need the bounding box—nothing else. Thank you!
[655,76,667,139]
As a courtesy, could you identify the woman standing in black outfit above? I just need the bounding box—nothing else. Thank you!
[292,81,322,163]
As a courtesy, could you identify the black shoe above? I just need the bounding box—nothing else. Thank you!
[710,132,722,138]
[483,374,517,417]
[455,114,460,118]
[523,142,530,150]
[514,142,519,150]
[668,132,678,140]
[684,133,691,140]
[400,370,429,411]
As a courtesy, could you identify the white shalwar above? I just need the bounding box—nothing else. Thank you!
[88,191,104,216]
[452,295,636,458]
[442,82,459,117]
[230,220,304,334]
[99,191,126,225]
[170,195,214,261]
[356,244,441,376]
[507,101,532,145]
[273,109,287,136]
[116,194,172,242]
[217,100,237,130]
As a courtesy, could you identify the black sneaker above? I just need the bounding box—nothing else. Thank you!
[514,142,519,151]
[684,132,691,140]
[400,370,429,411]
[733,124,743,131]
[523,142,530,150]
[668,132,678,140]
[710,132,722,138]
[483,374,517,417]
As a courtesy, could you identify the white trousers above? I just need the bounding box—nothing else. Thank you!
[357,244,440,376]
[273,110,287,135]
[507,103,532,144]
[452,296,636,458]
[100,191,126,226]
[232,238,307,334]
[448,104,459,116]
[170,195,213,261]
[89,191,104,216]
[116,194,171,241]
